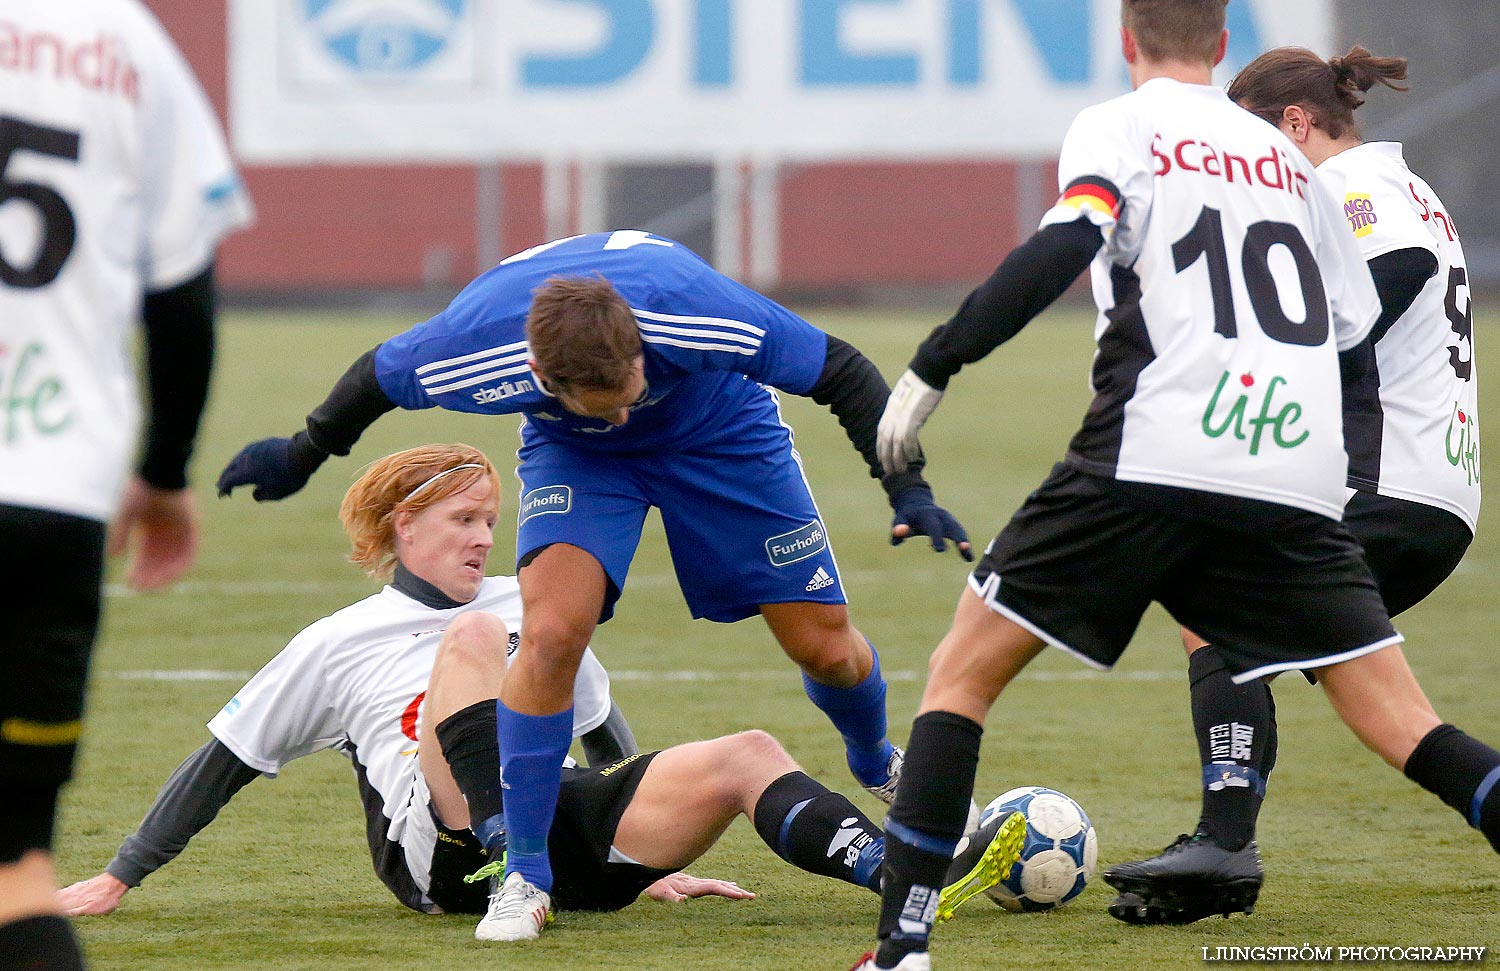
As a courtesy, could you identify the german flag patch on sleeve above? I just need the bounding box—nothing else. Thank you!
[1057,176,1123,220]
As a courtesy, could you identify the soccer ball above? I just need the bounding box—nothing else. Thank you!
[978,786,1098,911]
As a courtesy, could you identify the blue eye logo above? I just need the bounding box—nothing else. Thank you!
[301,0,466,74]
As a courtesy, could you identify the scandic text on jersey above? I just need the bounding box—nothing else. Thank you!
[0,23,140,102]
[1153,135,1309,200]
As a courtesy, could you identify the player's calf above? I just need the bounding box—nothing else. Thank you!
[1403,724,1500,852]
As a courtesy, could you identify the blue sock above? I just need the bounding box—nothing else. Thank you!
[801,641,894,787]
[495,699,574,891]
[855,837,887,892]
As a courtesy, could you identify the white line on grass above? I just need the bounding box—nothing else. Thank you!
[111,667,1178,683]
[102,568,960,599]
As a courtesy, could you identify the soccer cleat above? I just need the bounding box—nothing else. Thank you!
[848,950,932,971]
[474,871,554,942]
[1102,833,1262,925]
[934,810,1026,922]
[1107,890,1226,925]
[862,746,904,804]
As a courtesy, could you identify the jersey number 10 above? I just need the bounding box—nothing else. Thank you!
[1172,206,1329,347]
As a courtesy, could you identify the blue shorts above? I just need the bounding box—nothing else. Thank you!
[514,416,847,624]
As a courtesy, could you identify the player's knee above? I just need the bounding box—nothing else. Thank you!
[518,609,595,661]
[724,730,797,775]
[437,612,510,670]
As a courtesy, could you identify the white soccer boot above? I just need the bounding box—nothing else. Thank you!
[474,871,553,942]
[848,949,932,971]
[862,746,905,804]
[863,745,981,827]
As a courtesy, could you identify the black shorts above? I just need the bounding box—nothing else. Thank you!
[0,503,105,859]
[549,751,676,912]
[971,464,1399,684]
[1343,491,1473,617]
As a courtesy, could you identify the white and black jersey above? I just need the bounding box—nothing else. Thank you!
[0,0,252,521]
[205,576,613,904]
[1040,79,1380,519]
[1317,142,1479,533]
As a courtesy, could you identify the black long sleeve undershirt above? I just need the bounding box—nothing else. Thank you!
[1339,246,1440,490]
[909,218,1105,391]
[138,264,217,490]
[302,347,398,458]
[806,333,927,497]
[1338,247,1440,400]
[106,739,262,887]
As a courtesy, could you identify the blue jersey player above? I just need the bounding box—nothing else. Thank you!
[217,230,971,940]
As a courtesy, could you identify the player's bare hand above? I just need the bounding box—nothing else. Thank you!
[890,486,973,561]
[643,872,756,903]
[56,873,130,917]
[107,478,199,591]
[877,369,944,475]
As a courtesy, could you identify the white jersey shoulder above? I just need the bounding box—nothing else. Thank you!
[1039,78,1380,518]
[206,576,613,847]
[0,0,253,521]
[1318,143,1479,530]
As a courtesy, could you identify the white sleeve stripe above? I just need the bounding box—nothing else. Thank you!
[641,335,758,356]
[424,363,534,395]
[413,339,530,375]
[419,351,529,386]
[637,321,761,348]
[631,307,767,337]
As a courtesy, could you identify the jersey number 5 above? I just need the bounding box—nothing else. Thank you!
[1172,206,1329,347]
[0,115,81,290]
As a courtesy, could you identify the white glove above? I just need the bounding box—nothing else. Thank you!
[878,369,944,475]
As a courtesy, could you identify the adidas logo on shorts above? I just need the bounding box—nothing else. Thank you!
[805,567,835,592]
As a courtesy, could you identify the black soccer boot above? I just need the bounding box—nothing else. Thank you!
[1102,833,1262,925]
[1107,890,1225,926]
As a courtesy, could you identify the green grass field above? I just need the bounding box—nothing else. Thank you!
[60,304,1500,969]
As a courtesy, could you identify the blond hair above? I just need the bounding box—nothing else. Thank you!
[339,444,500,581]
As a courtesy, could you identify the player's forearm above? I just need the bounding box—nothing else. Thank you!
[105,739,262,887]
[138,263,216,490]
[580,700,640,766]
[303,346,399,458]
[910,218,1103,390]
[806,335,926,495]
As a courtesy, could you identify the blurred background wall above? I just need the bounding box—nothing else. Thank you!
[142,1,1496,300]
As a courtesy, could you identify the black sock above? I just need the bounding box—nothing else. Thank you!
[0,915,85,971]
[876,711,982,968]
[1404,724,1500,852]
[433,700,505,856]
[752,771,884,891]
[1189,646,1270,851]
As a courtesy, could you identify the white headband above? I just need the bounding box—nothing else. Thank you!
[402,464,483,503]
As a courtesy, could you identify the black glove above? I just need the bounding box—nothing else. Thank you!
[216,432,328,501]
[890,486,973,561]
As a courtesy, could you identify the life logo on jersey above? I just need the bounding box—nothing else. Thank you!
[765,520,827,568]
[300,0,466,74]
[1201,371,1308,455]
[519,485,571,524]
[1344,193,1378,238]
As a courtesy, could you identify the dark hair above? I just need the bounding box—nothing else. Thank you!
[1228,45,1409,139]
[1121,0,1227,64]
[525,275,642,394]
